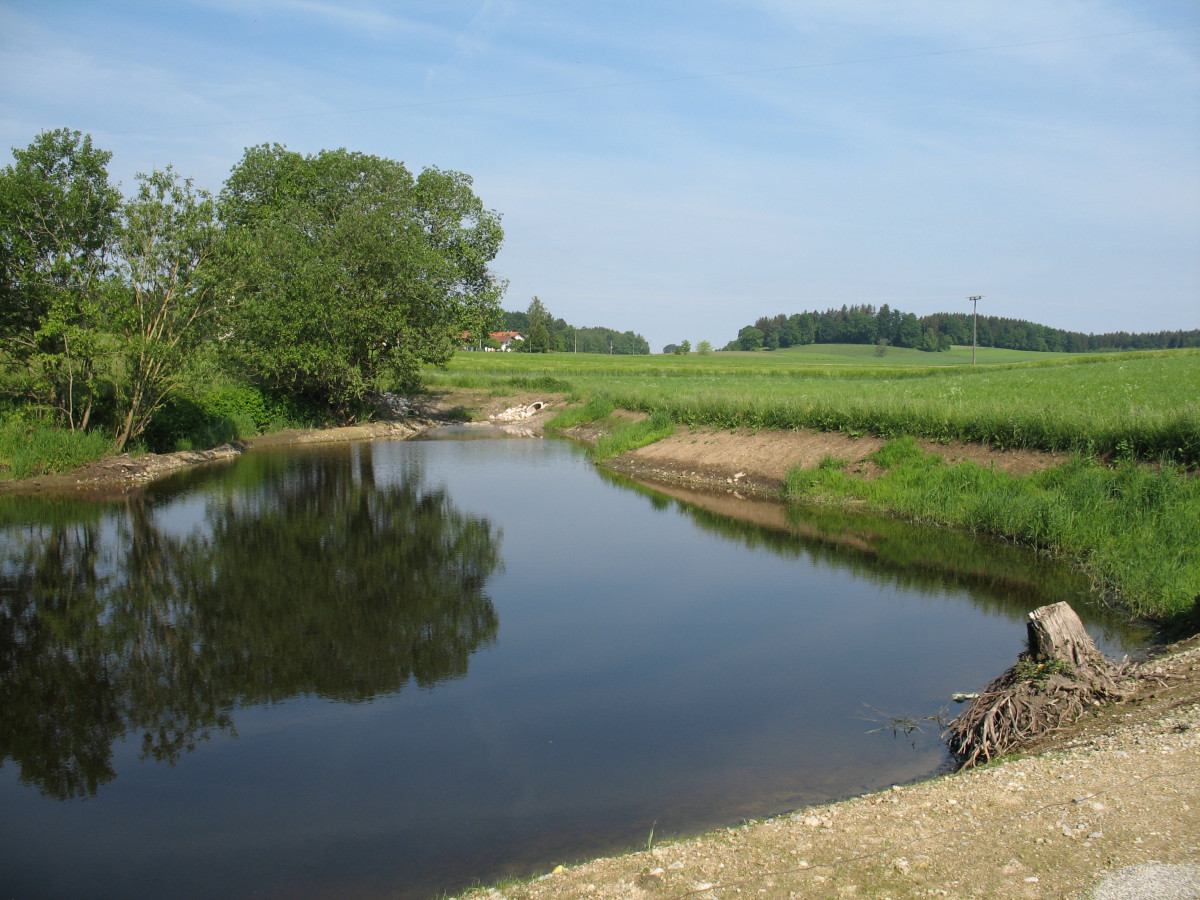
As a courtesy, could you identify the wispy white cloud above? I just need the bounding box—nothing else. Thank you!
[2,0,1196,345]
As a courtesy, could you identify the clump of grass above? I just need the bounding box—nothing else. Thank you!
[506,374,573,393]
[870,435,927,469]
[546,394,616,430]
[1013,656,1073,683]
[0,413,111,480]
[782,455,853,500]
[593,411,676,459]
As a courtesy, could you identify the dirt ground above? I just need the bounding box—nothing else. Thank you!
[4,392,1197,899]
[596,425,1072,499]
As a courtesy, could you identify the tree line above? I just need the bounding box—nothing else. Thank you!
[727,305,1200,353]
[487,296,650,354]
[0,129,505,450]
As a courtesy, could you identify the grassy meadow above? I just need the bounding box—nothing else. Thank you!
[432,346,1199,464]
[431,346,1200,622]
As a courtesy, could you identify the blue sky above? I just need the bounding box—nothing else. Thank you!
[2,1,1197,351]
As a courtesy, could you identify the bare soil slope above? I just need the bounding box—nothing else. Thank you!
[600,426,1070,498]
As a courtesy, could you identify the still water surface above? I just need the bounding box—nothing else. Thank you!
[0,429,1146,898]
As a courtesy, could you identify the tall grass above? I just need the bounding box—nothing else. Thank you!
[0,412,111,480]
[783,438,1200,621]
[592,411,676,459]
[546,398,676,459]
[545,395,615,430]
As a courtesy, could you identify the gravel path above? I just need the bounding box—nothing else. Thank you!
[1092,863,1200,900]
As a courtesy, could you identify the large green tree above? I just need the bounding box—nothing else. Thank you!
[109,167,220,451]
[0,129,121,429]
[218,145,504,414]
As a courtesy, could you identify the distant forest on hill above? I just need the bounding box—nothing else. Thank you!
[726,305,1200,353]
[498,299,650,354]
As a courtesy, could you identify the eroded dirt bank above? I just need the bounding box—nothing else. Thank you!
[582,423,1072,499]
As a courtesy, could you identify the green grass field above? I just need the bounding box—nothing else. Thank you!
[430,346,1199,465]
[438,342,1082,377]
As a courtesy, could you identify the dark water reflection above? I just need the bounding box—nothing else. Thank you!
[0,432,1147,899]
[0,447,501,801]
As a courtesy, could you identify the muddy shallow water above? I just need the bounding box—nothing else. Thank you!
[0,429,1148,899]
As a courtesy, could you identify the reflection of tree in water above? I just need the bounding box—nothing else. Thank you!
[0,448,502,799]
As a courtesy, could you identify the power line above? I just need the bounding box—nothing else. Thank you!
[99,23,1199,137]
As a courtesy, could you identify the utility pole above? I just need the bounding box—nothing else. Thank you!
[966,296,983,365]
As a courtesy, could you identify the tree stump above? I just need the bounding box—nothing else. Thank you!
[945,601,1128,768]
[1028,601,1103,668]
[1027,600,1123,696]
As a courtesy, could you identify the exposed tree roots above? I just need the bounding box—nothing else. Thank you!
[945,602,1131,769]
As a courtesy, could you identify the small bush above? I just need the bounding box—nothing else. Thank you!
[203,385,271,430]
[143,384,282,453]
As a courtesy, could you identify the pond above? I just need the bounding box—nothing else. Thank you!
[0,428,1147,899]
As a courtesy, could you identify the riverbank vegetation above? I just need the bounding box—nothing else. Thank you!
[782,438,1198,621]
[0,128,505,468]
[433,346,1199,623]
